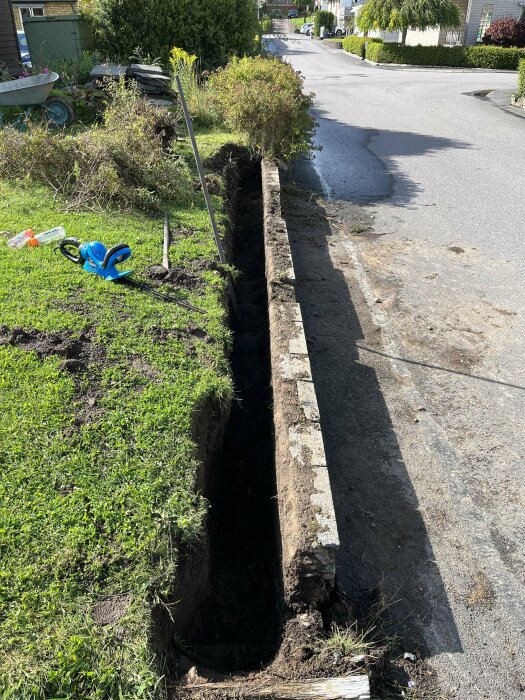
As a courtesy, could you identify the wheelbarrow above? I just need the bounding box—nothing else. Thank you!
[0,72,74,129]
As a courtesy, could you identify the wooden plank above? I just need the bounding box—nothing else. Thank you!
[177,677,371,700]
[247,678,370,700]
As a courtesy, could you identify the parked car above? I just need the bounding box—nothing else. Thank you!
[17,31,31,66]
[271,9,283,17]
[334,25,346,36]
[300,22,314,35]
[288,9,298,18]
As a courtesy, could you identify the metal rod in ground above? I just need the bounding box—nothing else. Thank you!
[175,76,226,264]
[175,76,239,316]
[163,213,170,270]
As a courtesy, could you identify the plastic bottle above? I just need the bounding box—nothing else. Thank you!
[7,229,36,249]
[35,226,66,246]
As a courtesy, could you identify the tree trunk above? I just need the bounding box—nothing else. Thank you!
[401,27,408,44]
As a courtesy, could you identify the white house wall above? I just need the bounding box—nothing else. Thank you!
[405,26,442,44]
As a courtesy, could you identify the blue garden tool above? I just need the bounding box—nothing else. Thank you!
[57,237,204,313]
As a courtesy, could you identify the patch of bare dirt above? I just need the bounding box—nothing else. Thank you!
[0,325,107,428]
[92,593,133,626]
[0,325,103,372]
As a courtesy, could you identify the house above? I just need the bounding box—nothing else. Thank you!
[10,0,78,32]
[327,0,361,30]
[0,0,21,73]
[351,0,525,44]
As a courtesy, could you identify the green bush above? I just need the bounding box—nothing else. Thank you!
[210,56,316,160]
[364,42,525,69]
[466,45,525,69]
[342,35,382,58]
[0,81,190,211]
[314,10,334,37]
[516,58,525,97]
[94,0,259,69]
[261,16,273,33]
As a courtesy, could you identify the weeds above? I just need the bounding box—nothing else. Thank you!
[322,623,376,657]
[170,46,220,128]
[0,80,190,212]
[43,51,98,86]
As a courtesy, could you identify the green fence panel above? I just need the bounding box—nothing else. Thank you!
[23,15,95,68]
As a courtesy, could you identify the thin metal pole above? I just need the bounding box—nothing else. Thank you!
[175,75,226,264]
[163,213,170,270]
[175,75,239,316]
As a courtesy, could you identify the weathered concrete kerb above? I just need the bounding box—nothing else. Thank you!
[261,159,340,609]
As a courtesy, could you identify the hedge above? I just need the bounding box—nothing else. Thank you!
[342,35,383,58]
[517,58,525,97]
[94,0,260,68]
[314,10,334,37]
[364,42,525,69]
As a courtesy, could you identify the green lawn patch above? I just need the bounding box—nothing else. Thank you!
[291,15,314,30]
[0,127,235,699]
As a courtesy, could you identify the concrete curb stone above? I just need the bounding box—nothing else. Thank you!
[261,159,340,609]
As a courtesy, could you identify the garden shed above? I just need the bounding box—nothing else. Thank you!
[0,0,22,74]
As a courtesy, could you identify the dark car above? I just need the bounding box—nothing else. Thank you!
[288,9,299,18]
[17,31,31,66]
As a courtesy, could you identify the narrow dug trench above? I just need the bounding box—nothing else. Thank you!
[168,159,372,700]
[182,158,282,673]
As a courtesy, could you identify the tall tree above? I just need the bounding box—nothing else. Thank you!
[357,0,460,44]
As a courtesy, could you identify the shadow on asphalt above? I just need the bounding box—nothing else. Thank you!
[281,179,463,664]
[291,113,472,204]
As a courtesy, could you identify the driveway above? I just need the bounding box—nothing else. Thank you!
[267,26,525,699]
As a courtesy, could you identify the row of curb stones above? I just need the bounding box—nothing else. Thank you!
[261,159,340,611]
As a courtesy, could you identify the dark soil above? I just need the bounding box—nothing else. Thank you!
[179,158,282,673]
[168,164,376,700]
[0,325,104,373]
[279,184,445,699]
[0,325,106,428]
[203,144,250,177]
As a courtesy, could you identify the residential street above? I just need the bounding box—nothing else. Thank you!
[267,26,525,698]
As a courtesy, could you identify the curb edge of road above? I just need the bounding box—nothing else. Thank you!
[260,158,341,609]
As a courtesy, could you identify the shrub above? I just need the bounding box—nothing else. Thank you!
[314,10,335,37]
[517,58,525,97]
[209,56,316,160]
[94,0,259,69]
[342,35,382,58]
[261,16,273,33]
[0,81,191,211]
[466,45,525,68]
[483,18,525,47]
[364,42,525,69]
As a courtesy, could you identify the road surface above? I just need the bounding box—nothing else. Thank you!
[267,26,525,699]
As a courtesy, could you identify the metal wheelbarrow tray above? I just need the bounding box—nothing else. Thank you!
[0,72,60,107]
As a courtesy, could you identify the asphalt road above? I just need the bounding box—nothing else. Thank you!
[267,26,525,699]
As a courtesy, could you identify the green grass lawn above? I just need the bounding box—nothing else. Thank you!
[291,15,314,30]
[0,127,235,699]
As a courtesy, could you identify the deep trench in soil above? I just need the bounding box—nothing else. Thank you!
[187,160,282,672]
